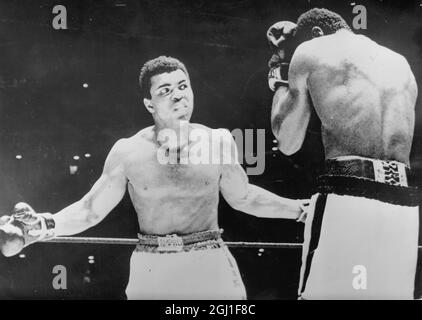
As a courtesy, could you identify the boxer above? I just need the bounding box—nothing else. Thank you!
[0,56,308,299]
[267,8,419,299]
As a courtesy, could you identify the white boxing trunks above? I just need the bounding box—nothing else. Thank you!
[125,229,246,300]
[299,156,420,300]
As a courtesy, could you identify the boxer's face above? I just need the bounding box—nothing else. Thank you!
[144,69,194,129]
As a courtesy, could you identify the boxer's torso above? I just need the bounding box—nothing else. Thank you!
[119,124,222,235]
[303,30,417,165]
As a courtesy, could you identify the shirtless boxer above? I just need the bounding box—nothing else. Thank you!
[0,56,308,299]
[267,8,418,299]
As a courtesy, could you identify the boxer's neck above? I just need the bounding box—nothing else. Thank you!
[153,122,190,150]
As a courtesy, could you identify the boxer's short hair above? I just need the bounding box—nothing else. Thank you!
[139,56,190,98]
[296,8,351,41]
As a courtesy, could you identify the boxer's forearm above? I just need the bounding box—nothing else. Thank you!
[52,171,127,236]
[270,86,290,140]
[232,184,301,220]
[53,200,103,236]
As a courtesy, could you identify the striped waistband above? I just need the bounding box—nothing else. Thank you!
[135,229,224,253]
[324,157,410,187]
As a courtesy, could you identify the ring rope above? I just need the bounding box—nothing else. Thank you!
[41,237,302,248]
[41,237,422,250]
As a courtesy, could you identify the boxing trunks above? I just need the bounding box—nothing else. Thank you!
[125,229,246,300]
[298,156,420,299]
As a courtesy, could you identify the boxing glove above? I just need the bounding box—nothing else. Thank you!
[268,62,290,91]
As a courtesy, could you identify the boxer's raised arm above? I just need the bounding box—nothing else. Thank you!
[53,140,128,236]
[218,130,305,220]
[271,44,312,155]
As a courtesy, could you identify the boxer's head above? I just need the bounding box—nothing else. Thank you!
[140,56,193,129]
[295,8,351,43]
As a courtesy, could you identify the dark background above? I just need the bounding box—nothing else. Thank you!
[0,0,421,299]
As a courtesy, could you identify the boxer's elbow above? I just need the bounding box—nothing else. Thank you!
[271,115,283,141]
[272,120,299,156]
[229,199,246,212]
[278,141,300,156]
[278,132,304,155]
[224,192,246,212]
[226,192,255,215]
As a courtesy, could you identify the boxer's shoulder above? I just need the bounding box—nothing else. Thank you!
[106,127,155,162]
[129,126,155,142]
[290,41,317,70]
[189,122,212,132]
[189,123,230,139]
[296,31,354,59]
[119,126,155,149]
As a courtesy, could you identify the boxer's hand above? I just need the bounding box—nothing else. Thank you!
[12,202,56,246]
[267,21,297,90]
[266,21,298,62]
[296,199,310,223]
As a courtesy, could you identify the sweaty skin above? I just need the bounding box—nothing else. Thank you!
[271,30,418,165]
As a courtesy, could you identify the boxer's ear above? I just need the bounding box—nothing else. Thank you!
[143,98,154,114]
[311,26,324,38]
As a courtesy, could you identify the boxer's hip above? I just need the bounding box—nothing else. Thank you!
[126,229,246,299]
[298,156,420,299]
[299,193,419,299]
[317,156,419,206]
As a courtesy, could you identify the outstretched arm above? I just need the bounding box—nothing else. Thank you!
[53,139,128,236]
[218,130,306,220]
[0,139,129,257]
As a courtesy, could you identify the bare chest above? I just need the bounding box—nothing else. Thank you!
[125,151,221,197]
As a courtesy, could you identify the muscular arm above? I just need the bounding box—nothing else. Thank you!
[53,140,128,236]
[218,130,303,219]
[271,44,312,155]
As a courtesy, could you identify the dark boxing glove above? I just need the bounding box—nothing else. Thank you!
[266,20,298,62]
[267,21,298,90]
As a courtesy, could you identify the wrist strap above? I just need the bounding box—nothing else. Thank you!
[279,62,290,87]
[39,213,56,239]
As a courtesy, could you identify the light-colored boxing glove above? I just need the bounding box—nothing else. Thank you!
[11,202,56,246]
[0,215,25,257]
[268,63,290,91]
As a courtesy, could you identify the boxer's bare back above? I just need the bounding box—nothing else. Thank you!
[275,30,418,164]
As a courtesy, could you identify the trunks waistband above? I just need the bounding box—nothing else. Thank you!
[316,175,420,207]
[324,156,410,187]
[135,229,224,253]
